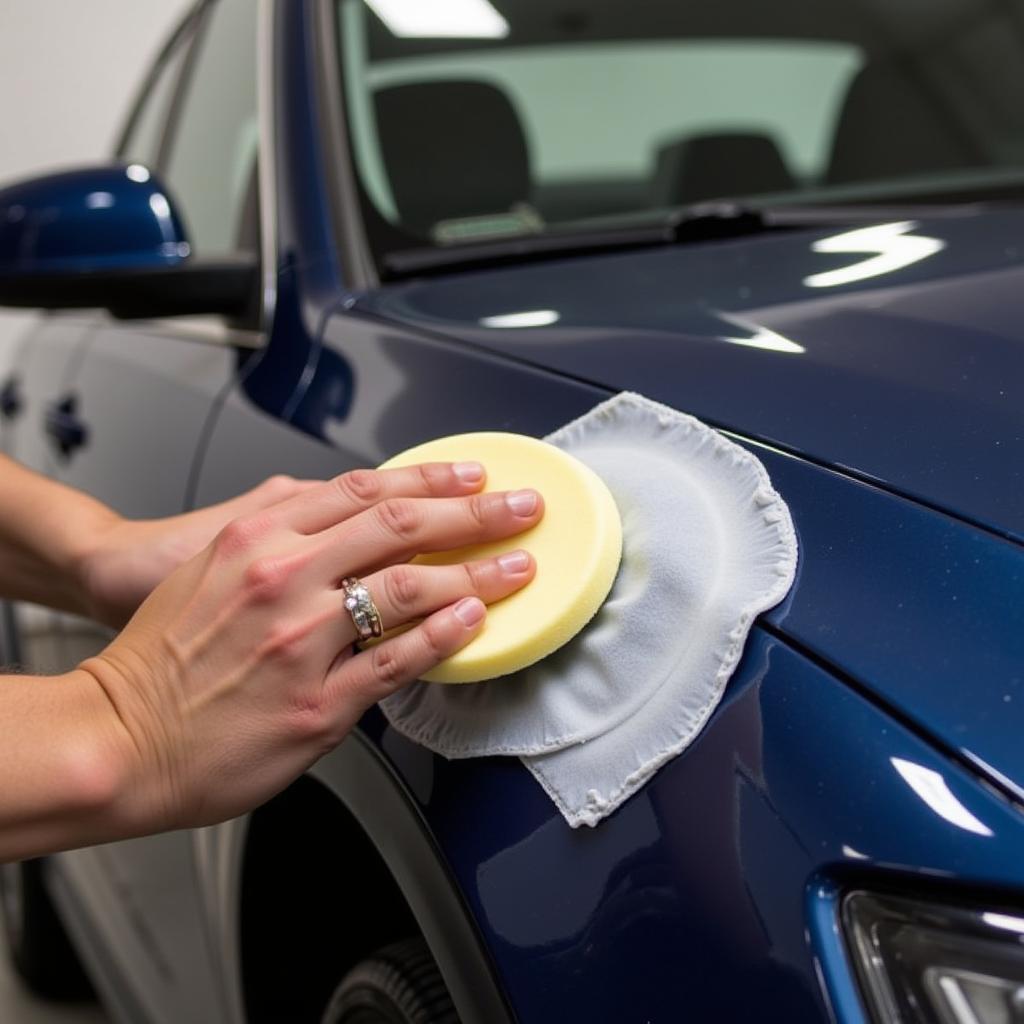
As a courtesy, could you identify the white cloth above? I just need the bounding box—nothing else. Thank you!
[380,392,798,826]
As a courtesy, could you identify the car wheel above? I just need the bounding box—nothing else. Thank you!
[0,859,93,999]
[320,937,460,1024]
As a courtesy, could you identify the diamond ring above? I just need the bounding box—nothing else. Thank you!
[341,576,383,641]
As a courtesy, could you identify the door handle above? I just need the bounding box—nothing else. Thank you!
[0,375,22,420]
[44,394,88,457]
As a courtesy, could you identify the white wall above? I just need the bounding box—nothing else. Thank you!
[0,1,191,360]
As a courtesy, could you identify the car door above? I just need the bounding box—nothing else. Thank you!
[0,314,99,674]
[37,3,265,1022]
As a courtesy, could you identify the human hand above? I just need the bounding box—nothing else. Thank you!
[76,475,319,628]
[73,462,542,836]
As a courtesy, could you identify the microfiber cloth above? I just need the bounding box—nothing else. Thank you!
[380,392,798,827]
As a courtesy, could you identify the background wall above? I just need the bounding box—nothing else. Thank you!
[0,1,191,362]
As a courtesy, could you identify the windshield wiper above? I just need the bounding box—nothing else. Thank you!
[381,201,897,278]
[381,202,777,278]
[381,197,988,279]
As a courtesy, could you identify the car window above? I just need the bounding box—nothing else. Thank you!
[371,43,859,187]
[335,0,1024,262]
[118,18,197,171]
[162,0,258,257]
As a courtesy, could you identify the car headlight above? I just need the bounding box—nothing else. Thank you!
[843,891,1024,1024]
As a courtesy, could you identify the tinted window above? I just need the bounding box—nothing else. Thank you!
[163,0,258,256]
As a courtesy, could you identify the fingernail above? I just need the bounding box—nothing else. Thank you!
[498,549,530,573]
[453,596,485,627]
[453,461,484,483]
[506,489,538,516]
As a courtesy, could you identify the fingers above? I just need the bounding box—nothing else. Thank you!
[327,596,487,708]
[270,462,487,535]
[321,488,544,578]
[209,475,321,521]
[352,549,534,642]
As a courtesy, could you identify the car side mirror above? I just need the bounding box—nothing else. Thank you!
[0,164,257,319]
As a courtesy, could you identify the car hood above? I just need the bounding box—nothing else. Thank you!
[358,210,1024,543]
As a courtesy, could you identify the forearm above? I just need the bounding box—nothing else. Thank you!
[0,454,118,615]
[0,461,541,862]
[0,669,134,863]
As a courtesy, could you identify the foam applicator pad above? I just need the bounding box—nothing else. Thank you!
[378,432,623,683]
[380,392,798,828]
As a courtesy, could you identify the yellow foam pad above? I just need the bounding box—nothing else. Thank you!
[378,432,623,684]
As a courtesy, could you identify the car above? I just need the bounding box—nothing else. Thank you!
[1,0,1024,1021]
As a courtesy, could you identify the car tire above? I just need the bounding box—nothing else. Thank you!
[320,936,460,1024]
[0,859,93,1000]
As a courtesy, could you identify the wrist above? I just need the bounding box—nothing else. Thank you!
[73,643,190,839]
[45,493,121,614]
[67,511,131,621]
[58,667,140,842]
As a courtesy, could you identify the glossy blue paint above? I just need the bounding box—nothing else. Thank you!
[306,287,1024,818]
[357,212,1024,544]
[0,164,188,273]
[304,277,1024,834]
[273,0,344,303]
[231,0,348,427]
[353,630,1024,1024]
[229,286,1024,1020]
[755,443,1024,805]
[808,877,871,1024]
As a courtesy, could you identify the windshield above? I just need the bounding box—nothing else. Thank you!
[335,0,1024,267]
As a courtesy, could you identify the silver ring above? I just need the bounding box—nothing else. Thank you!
[342,576,383,641]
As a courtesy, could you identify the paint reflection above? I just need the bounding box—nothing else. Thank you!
[804,221,944,289]
[890,757,994,837]
[716,310,805,354]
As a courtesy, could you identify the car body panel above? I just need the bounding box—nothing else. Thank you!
[55,319,239,515]
[0,313,92,480]
[757,446,1024,800]
[346,631,1024,1024]
[0,313,97,683]
[49,837,226,1024]
[357,212,1024,543]
[241,297,1024,818]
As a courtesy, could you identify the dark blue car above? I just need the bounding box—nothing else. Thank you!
[1,1,1023,1021]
